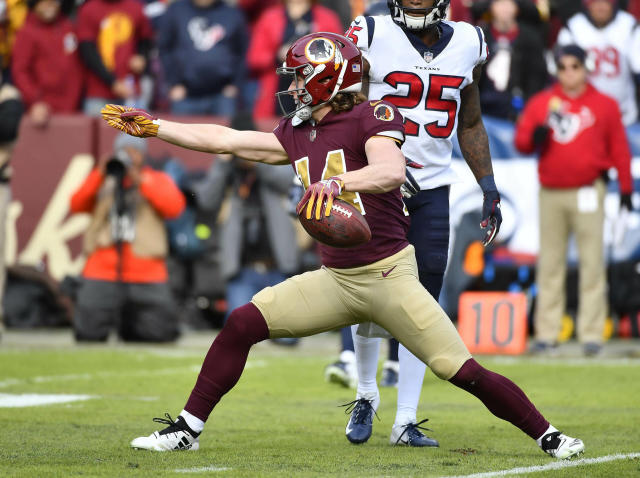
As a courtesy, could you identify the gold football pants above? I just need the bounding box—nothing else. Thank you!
[252,245,470,380]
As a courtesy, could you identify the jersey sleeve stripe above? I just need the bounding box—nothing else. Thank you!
[373,131,405,143]
[373,135,403,145]
[365,16,375,48]
[474,26,484,58]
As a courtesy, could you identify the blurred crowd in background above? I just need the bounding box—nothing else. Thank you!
[2,0,639,123]
[0,0,639,347]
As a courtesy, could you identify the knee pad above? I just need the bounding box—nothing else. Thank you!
[429,356,466,381]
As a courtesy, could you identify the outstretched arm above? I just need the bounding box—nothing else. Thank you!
[156,119,289,165]
[457,66,502,246]
[101,105,289,165]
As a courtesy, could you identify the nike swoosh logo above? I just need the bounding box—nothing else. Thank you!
[354,18,361,25]
[382,266,396,278]
[346,427,353,434]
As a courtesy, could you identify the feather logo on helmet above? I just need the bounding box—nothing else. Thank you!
[304,38,336,64]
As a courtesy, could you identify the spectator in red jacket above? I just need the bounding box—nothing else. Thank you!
[76,0,154,116]
[70,134,186,342]
[247,0,342,119]
[515,45,633,357]
[11,0,83,127]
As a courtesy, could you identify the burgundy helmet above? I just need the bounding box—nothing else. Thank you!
[276,32,363,122]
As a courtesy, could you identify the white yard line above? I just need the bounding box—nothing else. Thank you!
[0,393,93,407]
[0,360,266,389]
[174,466,231,473]
[441,452,640,478]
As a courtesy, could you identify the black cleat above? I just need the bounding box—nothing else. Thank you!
[390,418,439,447]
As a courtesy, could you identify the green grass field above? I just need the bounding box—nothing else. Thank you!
[1,331,639,478]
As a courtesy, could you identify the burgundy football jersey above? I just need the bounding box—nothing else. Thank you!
[274,100,410,268]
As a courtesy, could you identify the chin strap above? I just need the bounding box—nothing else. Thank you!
[326,59,349,103]
[294,61,350,125]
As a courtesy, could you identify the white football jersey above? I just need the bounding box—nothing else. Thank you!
[346,15,488,189]
[558,11,640,125]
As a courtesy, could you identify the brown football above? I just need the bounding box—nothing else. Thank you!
[298,198,371,248]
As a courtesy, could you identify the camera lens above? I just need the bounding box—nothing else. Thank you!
[105,157,126,178]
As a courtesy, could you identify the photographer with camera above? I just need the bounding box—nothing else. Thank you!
[69,133,186,342]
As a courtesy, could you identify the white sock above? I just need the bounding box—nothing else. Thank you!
[352,324,381,409]
[394,343,427,426]
[180,409,205,433]
[536,424,559,447]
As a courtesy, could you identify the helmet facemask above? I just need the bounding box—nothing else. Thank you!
[275,63,317,122]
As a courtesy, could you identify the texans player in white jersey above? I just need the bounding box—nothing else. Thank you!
[339,0,504,447]
[558,0,640,125]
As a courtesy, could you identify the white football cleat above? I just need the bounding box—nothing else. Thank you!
[541,431,584,459]
[130,414,200,451]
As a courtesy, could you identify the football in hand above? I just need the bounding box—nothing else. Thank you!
[298,198,371,248]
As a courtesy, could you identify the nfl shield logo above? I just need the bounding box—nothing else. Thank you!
[310,129,317,142]
[424,51,433,63]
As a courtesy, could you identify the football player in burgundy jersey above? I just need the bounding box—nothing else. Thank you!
[102,32,583,460]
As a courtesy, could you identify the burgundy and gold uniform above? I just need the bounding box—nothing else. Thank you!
[252,99,471,381]
[116,33,578,458]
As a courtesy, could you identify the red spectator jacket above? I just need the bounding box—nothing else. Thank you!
[70,168,185,283]
[514,83,632,193]
[247,5,342,119]
[11,12,83,112]
[76,0,153,99]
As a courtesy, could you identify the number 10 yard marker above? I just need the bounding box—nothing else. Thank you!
[458,292,528,355]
